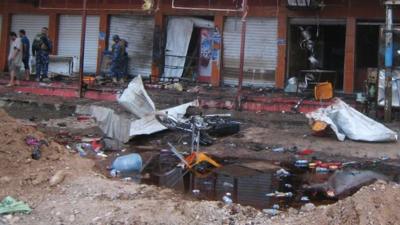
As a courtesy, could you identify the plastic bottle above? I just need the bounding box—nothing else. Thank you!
[316,167,329,173]
[222,192,233,205]
[295,160,309,168]
[110,153,142,177]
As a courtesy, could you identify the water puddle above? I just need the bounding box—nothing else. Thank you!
[106,150,399,210]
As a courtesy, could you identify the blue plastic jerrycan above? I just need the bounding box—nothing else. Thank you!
[110,153,142,177]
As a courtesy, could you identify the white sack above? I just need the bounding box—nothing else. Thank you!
[117,75,156,117]
[306,98,398,142]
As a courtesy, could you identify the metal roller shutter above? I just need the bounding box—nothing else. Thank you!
[57,15,100,73]
[11,14,49,57]
[223,17,278,87]
[109,15,154,77]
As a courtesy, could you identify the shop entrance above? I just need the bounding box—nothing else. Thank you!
[287,22,346,90]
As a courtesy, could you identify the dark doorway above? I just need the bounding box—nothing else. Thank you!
[355,24,380,92]
[182,28,201,79]
[288,24,346,90]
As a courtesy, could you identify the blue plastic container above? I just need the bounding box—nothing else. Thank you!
[110,153,142,177]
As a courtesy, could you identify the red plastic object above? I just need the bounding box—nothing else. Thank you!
[298,149,314,155]
[91,140,103,152]
[77,115,92,121]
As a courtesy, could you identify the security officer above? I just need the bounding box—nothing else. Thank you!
[110,35,126,84]
[32,27,52,82]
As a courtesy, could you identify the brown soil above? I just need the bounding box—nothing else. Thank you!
[1,109,400,225]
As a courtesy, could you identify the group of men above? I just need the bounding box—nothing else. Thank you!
[7,27,52,86]
[7,29,128,86]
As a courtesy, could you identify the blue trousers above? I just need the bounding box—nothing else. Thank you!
[36,52,49,79]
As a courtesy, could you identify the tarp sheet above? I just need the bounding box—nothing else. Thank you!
[306,98,398,142]
[164,17,214,78]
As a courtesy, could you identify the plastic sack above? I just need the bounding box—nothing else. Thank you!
[306,98,398,142]
[117,75,156,118]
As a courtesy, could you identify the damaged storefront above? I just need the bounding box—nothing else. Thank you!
[163,16,218,83]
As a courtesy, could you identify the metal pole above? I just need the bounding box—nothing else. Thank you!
[236,0,248,109]
[384,5,393,122]
[78,0,88,98]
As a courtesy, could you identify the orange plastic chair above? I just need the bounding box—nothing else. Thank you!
[314,82,333,100]
[185,152,221,169]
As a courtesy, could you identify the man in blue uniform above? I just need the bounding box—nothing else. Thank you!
[110,35,127,84]
[32,27,52,82]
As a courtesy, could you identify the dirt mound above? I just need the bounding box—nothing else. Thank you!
[0,109,93,205]
[271,181,400,225]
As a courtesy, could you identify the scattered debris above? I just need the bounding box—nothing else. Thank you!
[295,160,309,168]
[298,149,314,156]
[276,168,291,178]
[300,203,316,212]
[262,208,281,216]
[187,86,202,93]
[76,77,198,143]
[300,196,310,202]
[25,136,48,160]
[272,147,285,152]
[222,193,233,205]
[266,191,293,198]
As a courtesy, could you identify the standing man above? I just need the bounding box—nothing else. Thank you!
[7,32,23,87]
[32,27,52,82]
[110,35,126,84]
[19,29,30,81]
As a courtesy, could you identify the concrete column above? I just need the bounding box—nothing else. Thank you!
[48,13,59,55]
[343,17,356,94]
[275,7,287,89]
[0,13,11,72]
[96,12,109,75]
[211,14,224,87]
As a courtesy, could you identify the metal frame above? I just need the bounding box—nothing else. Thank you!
[171,0,244,12]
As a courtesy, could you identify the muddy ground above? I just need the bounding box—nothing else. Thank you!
[1,93,400,224]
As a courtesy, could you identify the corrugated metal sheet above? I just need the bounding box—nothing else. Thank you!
[11,14,50,56]
[57,15,100,73]
[109,15,154,77]
[223,17,277,87]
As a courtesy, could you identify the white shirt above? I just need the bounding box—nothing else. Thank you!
[8,37,22,65]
